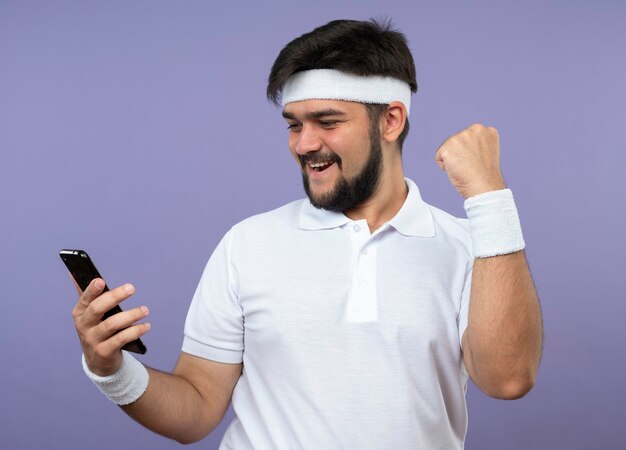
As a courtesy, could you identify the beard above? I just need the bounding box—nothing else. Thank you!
[300,122,383,213]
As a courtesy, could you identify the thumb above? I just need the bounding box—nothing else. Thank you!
[435,151,446,171]
[73,278,105,316]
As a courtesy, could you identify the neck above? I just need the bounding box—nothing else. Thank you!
[343,156,407,233]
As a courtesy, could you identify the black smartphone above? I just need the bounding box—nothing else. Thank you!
[60,249,147,354]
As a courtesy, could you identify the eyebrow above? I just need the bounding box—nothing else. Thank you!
[281,108,347,120]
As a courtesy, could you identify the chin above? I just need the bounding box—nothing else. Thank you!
[306,177,333,195]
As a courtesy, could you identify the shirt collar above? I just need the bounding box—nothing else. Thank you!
[299,199,352,230]
[298,178,435,237]
[387,178,435,237]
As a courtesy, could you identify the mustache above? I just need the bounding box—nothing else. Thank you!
[299,153,342,170]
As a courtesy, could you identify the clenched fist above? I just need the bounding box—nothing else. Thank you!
[435,123,506,199]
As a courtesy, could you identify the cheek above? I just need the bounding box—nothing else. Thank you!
[288,137,301,164]
[327,133,369,170]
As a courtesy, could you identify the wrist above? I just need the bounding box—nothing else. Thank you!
[82,350,149,405]
[462,179,506,199]
[85,355,122,377]
[464,188,525,258]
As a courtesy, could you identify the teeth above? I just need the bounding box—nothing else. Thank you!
[309,161,332,168]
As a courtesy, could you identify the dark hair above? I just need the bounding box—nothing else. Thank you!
[267,18,417,148]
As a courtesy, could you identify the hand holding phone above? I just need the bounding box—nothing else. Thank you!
[61,250,149,375]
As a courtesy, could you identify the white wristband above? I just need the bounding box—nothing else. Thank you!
[464,188,525,258]
[82,350,149,405]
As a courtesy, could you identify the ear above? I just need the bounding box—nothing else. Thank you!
[381,101,407,147]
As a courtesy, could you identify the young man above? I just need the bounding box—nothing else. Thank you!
[72,19,542,449]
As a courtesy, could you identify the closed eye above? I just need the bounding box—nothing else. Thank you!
[285,119,342,132]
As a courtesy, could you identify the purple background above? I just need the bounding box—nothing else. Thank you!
[1,1,625,449]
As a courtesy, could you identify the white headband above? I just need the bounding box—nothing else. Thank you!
[281,69,412,115]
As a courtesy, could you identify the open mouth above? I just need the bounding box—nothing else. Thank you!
[308,161,335,172]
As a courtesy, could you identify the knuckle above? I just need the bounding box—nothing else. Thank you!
[129,324,143,338]
[101,318,116,334]
[130,324,146,340]
[91,297,114,317]
[449,135,462,145]
[73,298,88,312]
[132,307,146,320]
[108,286,132,304]
[88,302,105,317]
[93,344,111,360]
[112,331,130,348]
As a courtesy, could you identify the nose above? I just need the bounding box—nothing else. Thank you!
[294,124,322,156]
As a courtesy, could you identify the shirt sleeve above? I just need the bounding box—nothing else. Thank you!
[182,229,244,364]
[457,260,473,349]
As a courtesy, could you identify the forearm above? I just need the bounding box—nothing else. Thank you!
[72,280,238,442]
[120,366,222,444]
[464,250,543,399]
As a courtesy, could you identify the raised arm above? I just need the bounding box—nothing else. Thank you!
[435,123,543,399]
[462,252,542,399]
[72,278,242,443]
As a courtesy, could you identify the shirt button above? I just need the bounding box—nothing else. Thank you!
[361,248,368,255]
[353,224,360,232]
[359,277,368,285]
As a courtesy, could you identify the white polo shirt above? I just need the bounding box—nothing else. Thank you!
[183,178,474,450]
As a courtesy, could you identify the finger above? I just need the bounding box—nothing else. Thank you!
[468,123,486,132]
[80,283,135,326]
[98,322,152,357]
[92,305,150,342]
[434,145,447,171]
[73,278,106,318]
